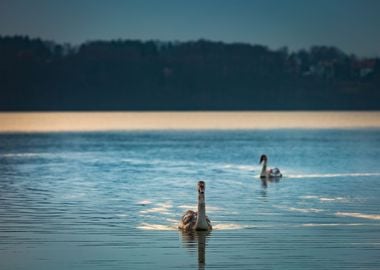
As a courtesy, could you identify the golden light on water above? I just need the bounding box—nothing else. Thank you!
[0,112,380,132]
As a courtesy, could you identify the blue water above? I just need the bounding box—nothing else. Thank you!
[1,130,380,269]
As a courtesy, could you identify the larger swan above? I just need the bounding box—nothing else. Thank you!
[179,181,212,231]
[259,154,282,178]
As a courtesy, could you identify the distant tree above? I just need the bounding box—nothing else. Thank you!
[0,35,379,110]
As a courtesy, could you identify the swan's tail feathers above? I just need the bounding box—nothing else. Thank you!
[269,168,282,177]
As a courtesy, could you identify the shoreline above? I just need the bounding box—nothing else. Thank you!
[1,111,380,132]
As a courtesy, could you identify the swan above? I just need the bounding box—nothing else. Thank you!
[179,181,212,231]
[259,154,282,178]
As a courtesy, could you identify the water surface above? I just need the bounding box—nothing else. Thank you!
[1,111,380,132]
[1,130,380,269]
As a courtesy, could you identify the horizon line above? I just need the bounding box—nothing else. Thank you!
[2,34,378,59]
[1,111,380,133]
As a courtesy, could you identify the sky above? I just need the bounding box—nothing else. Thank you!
[0,0,379,57]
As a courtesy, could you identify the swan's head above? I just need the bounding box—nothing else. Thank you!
[197,181,205,194]
[260,154,268,164]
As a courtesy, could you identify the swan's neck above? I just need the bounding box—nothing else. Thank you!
[195,193,208,230]
[260,160,268,178]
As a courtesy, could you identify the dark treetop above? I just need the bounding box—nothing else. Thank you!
[1,36,379,111]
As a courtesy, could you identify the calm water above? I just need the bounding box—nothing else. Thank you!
[1,130,380,269]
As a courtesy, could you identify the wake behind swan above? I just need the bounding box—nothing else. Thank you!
[286,172,380,179]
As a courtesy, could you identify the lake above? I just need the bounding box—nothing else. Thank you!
[1,111,380,131]
[1,114,380,269]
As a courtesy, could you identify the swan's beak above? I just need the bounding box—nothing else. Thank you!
[198,181,205,194]
[259,155,267,164]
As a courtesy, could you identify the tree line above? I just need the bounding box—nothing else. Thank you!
[0,35,379,110]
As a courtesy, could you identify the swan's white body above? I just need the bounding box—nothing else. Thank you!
[260,154,282,178]
[179,181,212,231]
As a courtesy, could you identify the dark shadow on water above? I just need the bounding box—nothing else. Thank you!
[180,230,211,270]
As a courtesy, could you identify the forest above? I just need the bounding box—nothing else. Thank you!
[0,35,379,110]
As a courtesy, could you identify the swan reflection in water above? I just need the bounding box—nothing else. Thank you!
[261,177,281,188]
[180,230,211,270]
[260,177,281,199]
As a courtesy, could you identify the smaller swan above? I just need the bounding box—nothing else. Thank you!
[259,154,282,178]
[179,181,212,231]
